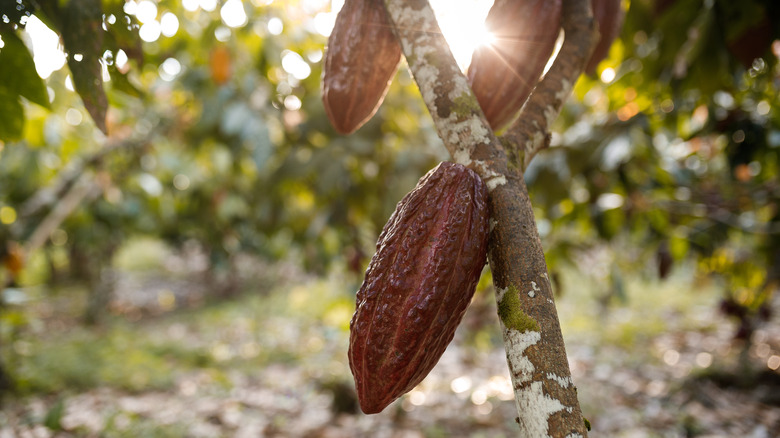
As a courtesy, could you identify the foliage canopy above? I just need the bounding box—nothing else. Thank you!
[0,0,777,332]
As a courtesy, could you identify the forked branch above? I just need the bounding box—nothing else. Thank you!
[382,0,596,436]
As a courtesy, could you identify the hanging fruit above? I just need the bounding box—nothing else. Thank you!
[348,161,490,414]
[468,0,562,130]
[585,0,625,74]
[322,0,402,134]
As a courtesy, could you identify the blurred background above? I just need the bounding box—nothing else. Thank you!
[0,0,779,436]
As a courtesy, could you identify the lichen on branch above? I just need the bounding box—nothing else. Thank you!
[381,0,506,191]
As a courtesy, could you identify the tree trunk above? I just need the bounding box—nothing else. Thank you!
[83,244,118,325]
[382,0,597,435]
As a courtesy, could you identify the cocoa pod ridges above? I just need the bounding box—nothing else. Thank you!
[322,0,401,134]
[348,161,490,414]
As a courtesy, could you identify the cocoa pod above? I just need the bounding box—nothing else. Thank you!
[210,45,231,85]
[3,242,24,277]
[348,161,489,414]
[467,0,562,130]
[585,0,625,74]
[322,0,401,134]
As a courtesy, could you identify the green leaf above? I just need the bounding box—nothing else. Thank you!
[669,233,690,261]
[61,0,108,134]
[43,399,66,431]
[0,31,50,109]
[0,88,25,141]
[102,0,143,65]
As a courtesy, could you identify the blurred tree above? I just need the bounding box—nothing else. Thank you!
[0,0,776,432]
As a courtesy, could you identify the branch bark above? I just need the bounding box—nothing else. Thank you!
[23,173,102,258]
[503,0,598,169]
[382,0,596,436]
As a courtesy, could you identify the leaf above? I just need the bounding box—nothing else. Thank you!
[0,31,50,109]
[717,0,766,42]
[102,0,144,65]
[43,399,66,431]
[0,88,25,141]
[669,233,690,261]
[60,0,108,134]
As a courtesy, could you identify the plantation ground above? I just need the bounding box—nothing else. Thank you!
[1,242,779,437]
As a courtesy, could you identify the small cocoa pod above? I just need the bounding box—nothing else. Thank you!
[348,161,489,414]
[468,0,562,130]
[322,0,401,134]
[585,0,625,74]
[210,45,231,85]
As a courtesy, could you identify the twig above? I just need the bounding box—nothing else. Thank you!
[502,0,598,169]
[23,173,102,257]
[3,118,166,290]
[18,119,163,219]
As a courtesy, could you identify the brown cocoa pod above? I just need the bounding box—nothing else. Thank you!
[585,0,625,74]
[467,0,562,130]
[322,0,402,134]
[348,161,489,414]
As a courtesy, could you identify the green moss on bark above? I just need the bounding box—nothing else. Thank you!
[451,92,481,118]
[498,285,539,332]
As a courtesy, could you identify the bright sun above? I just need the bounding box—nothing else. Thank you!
[429,0,495,70]
[318,0,495,71]
[321,0,495,71]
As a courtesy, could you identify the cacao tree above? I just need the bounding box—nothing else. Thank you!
[329,0,778,434]
[337,0,597,434]
[1,0,778,435]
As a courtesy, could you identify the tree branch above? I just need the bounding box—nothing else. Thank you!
[23,173,103,258]
[17,118,165,220]
[382,0,591,435]
[3,118,167,290]
[381,0,506,186]
[502,0,598,169]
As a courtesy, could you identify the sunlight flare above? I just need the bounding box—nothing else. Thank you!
[429,0,494,70]
[317,0,494,71]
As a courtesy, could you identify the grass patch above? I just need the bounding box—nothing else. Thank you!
[102,413,190,438]
[6,269,357,398]
[113,237,173,272]
[557,262,722,351]
[9,323,214,394]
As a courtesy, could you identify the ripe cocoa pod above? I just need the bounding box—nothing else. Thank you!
[322,0,401,134]
[585,0,625,74]
[468,0,562,130]
[348,161,489,414]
